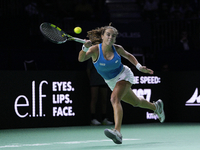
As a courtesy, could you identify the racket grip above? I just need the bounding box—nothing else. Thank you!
[73,37,85,43]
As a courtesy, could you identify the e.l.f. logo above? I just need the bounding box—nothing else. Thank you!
[14,81,48,118]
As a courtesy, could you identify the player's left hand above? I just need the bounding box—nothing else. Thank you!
[140,66,154,74]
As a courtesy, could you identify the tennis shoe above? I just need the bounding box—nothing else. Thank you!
[91,119,101,126]
[154,99,165,123]
[104,129,122,144]
[102,118,113,125]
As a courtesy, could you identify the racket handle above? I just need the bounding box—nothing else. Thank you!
[73,37,85,43]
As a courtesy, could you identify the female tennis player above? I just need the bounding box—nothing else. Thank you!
[78,24,165,144]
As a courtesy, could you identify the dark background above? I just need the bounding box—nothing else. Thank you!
[0,0,200,71]
[0,0,200,129]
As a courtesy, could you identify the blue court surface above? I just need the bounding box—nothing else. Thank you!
[0,123,200,150]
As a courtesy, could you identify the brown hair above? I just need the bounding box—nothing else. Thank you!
[87,23,118,45]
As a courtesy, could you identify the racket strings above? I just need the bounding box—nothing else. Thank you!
[41,24,67,43]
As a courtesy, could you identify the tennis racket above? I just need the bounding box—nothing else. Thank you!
[40,22,85,44]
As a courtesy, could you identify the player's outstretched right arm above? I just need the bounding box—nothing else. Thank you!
[78,40,92,62]
[78,41,99,63]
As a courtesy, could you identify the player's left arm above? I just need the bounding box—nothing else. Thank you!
[115,44,153,74]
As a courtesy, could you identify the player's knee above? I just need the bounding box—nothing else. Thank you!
[110,96,120,105]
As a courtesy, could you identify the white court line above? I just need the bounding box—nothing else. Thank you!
[0,139,140,149]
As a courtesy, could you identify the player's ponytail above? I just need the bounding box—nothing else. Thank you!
[87,27,102,44]
[87,23,118,45]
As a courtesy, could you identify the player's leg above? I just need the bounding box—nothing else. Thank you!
[104,80,131,144]
[122,88,156,111]
[110,80,132,132]
[122,89,165,122]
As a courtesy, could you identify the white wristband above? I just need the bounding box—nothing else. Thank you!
[136,63,142,71]
[82,45,89,52]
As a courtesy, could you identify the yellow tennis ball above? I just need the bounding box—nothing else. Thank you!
[74,27,82,34]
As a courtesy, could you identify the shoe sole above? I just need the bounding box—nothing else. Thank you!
[158,99,165,123]
[104,129,122,144]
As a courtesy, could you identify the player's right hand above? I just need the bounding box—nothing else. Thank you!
[84,40,92,48]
